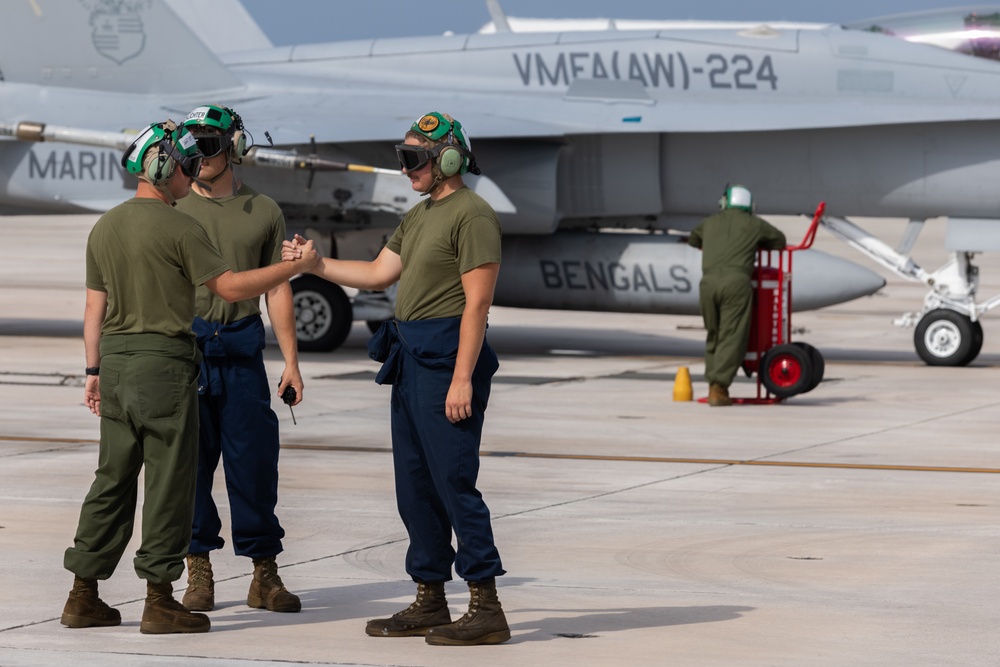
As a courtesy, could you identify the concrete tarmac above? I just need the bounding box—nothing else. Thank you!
[1,214,998,666]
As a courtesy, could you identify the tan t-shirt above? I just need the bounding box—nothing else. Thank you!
[385,187,502,321]
[85,198,230,338]
[175,184,285,324]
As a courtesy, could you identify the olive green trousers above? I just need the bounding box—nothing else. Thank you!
[699,273,753,388]
[64,334,200,584]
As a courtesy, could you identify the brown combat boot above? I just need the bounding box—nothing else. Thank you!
[248,556,301,612]
[181,552,214,611]
[708,383,733,407]
[140,582,210,634]
[366,581,451,637]
[425,578,511,646]
[61,576,121,628]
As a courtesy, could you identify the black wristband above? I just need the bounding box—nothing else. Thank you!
[85,367,100,376]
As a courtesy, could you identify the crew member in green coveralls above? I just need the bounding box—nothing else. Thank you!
[61,120,318,634]
[688,185,786,406]
[284,111,510,646]
[175,104,302,614]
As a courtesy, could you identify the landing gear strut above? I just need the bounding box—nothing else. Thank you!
[821,215,1000,366]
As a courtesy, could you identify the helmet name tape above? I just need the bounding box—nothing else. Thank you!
[178,131,197,151]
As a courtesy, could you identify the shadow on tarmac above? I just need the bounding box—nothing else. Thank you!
[3,317,997,368]
[161,577,755,641]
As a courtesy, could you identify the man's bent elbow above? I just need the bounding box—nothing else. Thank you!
[205,273,243,304]
[214,288,243,304]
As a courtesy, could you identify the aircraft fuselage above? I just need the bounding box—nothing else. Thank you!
[4,117,999,230]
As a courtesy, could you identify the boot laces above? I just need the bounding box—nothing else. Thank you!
[256,558,285,587]
[397,583,431,616]
[453,587,483,626]
[188,555,212,587]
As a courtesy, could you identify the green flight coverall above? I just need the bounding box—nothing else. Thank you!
[688,208,786,388]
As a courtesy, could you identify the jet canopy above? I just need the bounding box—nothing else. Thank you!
[849,7,1000,61]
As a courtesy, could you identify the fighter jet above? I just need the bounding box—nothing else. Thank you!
[29,1,1000,359]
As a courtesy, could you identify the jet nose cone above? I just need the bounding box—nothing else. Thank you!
[789,250,886,311]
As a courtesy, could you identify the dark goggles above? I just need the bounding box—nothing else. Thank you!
[160,140,203,178]
[395,144,434,172]
[194,135,230,158]
[178,155,204,178]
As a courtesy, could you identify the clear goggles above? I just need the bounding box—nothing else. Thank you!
[395,144,435,172]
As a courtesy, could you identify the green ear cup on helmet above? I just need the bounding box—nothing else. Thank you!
[145,150,174,184]
[233,129,247,157]
[437,145,464,177]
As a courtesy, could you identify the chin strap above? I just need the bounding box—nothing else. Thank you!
[420,174,445,197]
[203,160,231,185]
[418,159,449,197]
[192,176,215,194]
[197,155,239,195]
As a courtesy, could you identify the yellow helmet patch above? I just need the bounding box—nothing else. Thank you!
[417,114,440,133]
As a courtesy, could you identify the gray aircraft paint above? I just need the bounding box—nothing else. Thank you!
[12,0,1000,353]
[3,2,999,228]
[495,233,884,314]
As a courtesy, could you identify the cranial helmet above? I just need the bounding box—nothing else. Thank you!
[182,104,247,158]
[406,112,480,177]
[120,120,202,185]
[720,185,753,212]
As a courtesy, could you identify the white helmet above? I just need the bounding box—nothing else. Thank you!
[720,185,753,211]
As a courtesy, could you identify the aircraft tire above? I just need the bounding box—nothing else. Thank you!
[914,309,977,366]
[761,343,813,398]
[291,275,352,352]
[968,320,984,364]
[792,342,824,392]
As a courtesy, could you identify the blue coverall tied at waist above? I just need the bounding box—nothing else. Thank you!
[369,318,505,583]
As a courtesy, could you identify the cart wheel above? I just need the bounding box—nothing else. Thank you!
[792,342,825,393]
[291,275,353,352]
[914,309,978,366]
[761,343,813,398]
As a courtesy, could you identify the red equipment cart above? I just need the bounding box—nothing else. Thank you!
[713,201,827,405]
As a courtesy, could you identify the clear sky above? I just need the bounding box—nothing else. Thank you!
[240,0,990,45]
